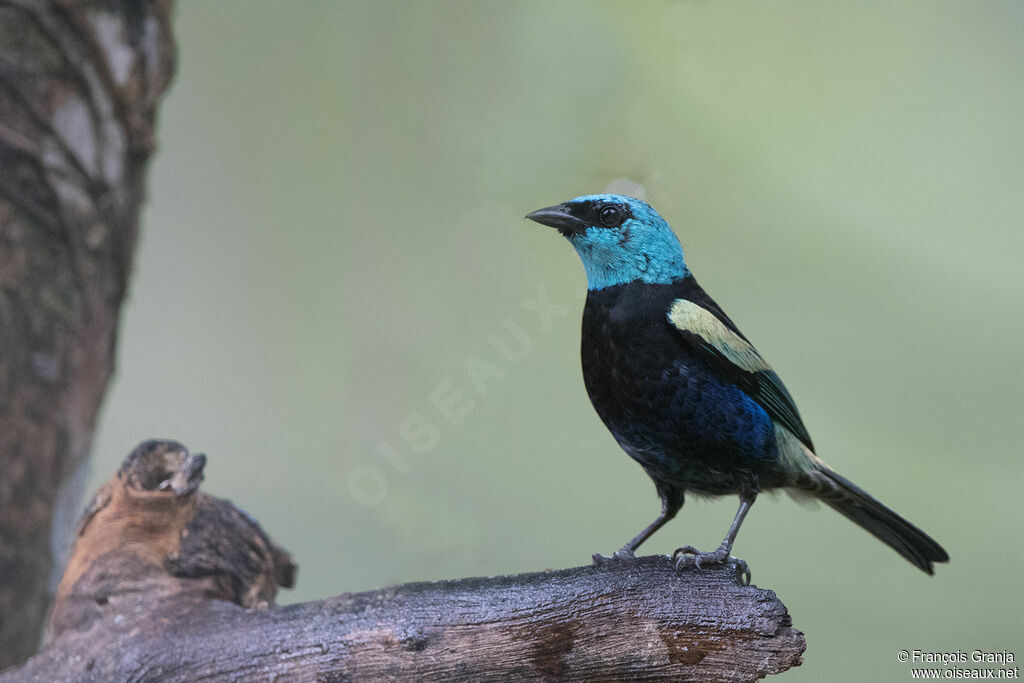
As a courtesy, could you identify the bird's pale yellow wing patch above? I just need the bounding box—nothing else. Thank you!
[667,299,771,373]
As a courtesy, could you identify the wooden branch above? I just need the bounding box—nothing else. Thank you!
[0,0,176,667]
[3,441,805,681]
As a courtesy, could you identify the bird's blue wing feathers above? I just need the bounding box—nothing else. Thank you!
[667,298,815,452]
[749,369,814,451]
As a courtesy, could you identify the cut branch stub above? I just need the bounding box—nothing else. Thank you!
[48,439,296,639]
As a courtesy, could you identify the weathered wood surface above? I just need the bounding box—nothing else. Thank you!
[0,0,176,666]
[2,441,804,681]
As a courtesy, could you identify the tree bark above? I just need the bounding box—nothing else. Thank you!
[0,0,176,668]
[3,441,805,682]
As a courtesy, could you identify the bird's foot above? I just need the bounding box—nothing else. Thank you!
[672,544,751,585]
[592,548,637,565]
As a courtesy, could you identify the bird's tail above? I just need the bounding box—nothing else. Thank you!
[798,464,949,574]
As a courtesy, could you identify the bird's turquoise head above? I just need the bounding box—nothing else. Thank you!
[526,194,689,290]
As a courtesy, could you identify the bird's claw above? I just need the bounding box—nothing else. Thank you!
[671,545,702,565]
[592,548,637,565]
[672,545,751,585]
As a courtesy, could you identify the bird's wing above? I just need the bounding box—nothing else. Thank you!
[667,298,815,451]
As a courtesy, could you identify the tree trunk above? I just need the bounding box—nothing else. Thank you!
[0,0,176,668]
[3,441,805,681]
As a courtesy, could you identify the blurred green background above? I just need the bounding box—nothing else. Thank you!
[85,2,1023,680]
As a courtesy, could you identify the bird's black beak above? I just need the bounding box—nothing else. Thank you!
[525,203,587,237]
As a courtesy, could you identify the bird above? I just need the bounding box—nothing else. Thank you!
[526,193,948,580]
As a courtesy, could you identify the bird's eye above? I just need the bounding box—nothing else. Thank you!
[600,206,623,227]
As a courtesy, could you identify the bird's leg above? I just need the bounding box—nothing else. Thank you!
[674,482,758,584]
[596,510,671,563]
[593,484,683,564]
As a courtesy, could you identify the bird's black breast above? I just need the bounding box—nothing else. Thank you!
[580,279,783,494]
